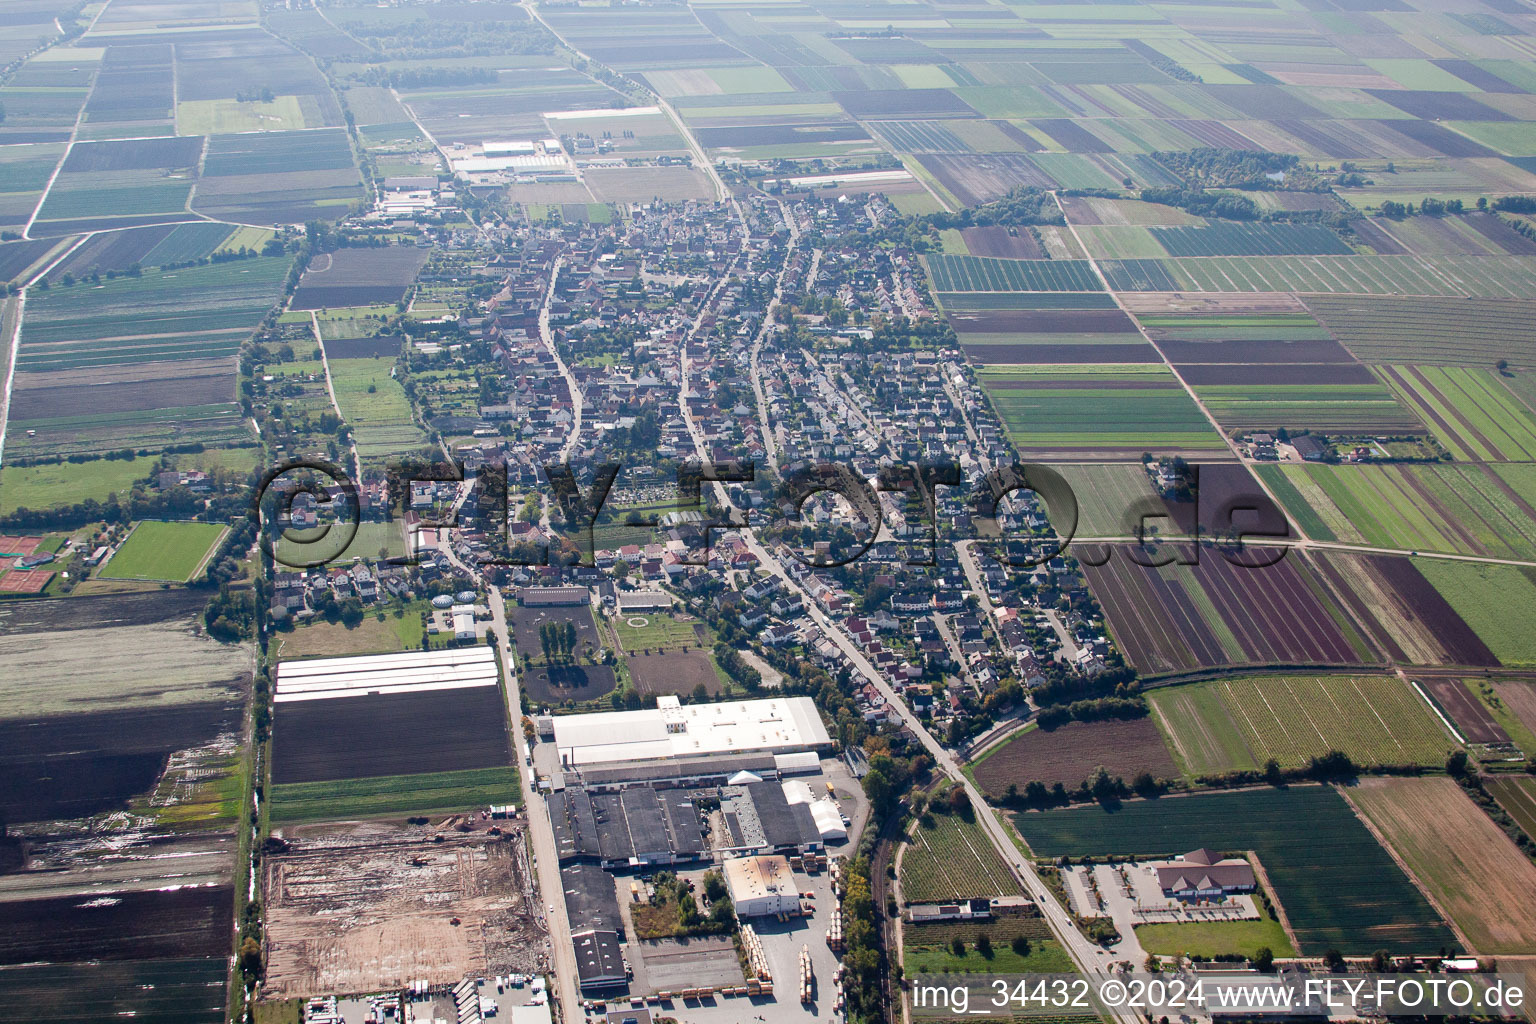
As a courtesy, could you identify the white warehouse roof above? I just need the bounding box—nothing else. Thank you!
[552,695,832,768]
[275,647,498,703]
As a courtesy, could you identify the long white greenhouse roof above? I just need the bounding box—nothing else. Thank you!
[275,647,498,703]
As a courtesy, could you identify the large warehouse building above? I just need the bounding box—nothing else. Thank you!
[723,855,800,918]
[551,695,832,769]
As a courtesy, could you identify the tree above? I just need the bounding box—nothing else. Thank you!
[951,936,965,956]
[239,935,263,976]
[1497,358,1510,372]
[1264,758,1284,786]
[1446,749,1471,780]
[1324,949,1347,973]
[703,870,726,902]
[1253,946,1275,973]
[975,932,993,958]
[1370,949,1392,973]
[691,681,708,703]
[1011,934,1031,956]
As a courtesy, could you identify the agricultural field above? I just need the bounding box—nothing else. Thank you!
[977,365,1225,455]
[1421,678,1510,746]
[903,935,1076,976]
[1305,295,1536,367]
[1051,464,1163,538]
[1347,778,1536,956]
[291,247,430,310]
[900,805,1024,904]
[969,718,1178,797]
[1487,777,1536,843]
[98,521,227,583]
[1379,365,1536,461]
[1081,546,1372,675]
[926,255,1100,292]
[270,685,512,786]
[1014,786,1458,954]
[268,766,520,824]
[1147,675,1457,777]
[626,651,724,697]
[7,257,291,458]
[326,357,429,461]
[1256,463,1536,559]
[1416,559,1536,667]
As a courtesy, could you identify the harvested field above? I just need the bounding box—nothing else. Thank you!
[918,153,1056,206]
[947,308,1136,334]
[271,685,512,784]
[1304,295,1536,366]
[835,89,978,120]
[1365,88,1510,121]
[628,651,722,696]
[1147,674,1455,777]
[900,806,1024,903]
[1494,679,1536,737]
[0,615,249,720]
[262,825,544,999]
[583,166,713,203]
[1016,785,1457,954]
[1422,678,1509,744]
[9,369,234,421]
[0,699,240,823]
[970,718,1178,796]
[1348,777,1536,955]
[290,247,430,310]
[0,885,231,965]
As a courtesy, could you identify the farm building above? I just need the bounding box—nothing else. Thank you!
[519,586,590,607]
[551,695,832,769]
[722,855,799,918]
[1154,848,1255,900]
[908,899,992,924]
[273,647,498,702]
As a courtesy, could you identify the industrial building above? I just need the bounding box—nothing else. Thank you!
[560,863,627,992]
[551,695,832,769]
[722,855,800,918]
[720,781,823,855]
[547,784,706,867]
[518,586,590,607]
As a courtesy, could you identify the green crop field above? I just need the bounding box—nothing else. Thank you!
[0,456,154,513]
[1488,777,1536,842]
[1193,382,1416,433]
[926,255,1101,292]
[1380,365,1536,461]
[904,937,1075,976]
[268,766,520,823]
[901,806,1024,904]
[1134,918,1295,959]
[327,357,429,460]
[978,365,1225,453]
[98,520,227,582]
[1152,222,1352,257]
[1148,674,1457,776]
[1013,786,1457,954]
[1416,559,1536,666]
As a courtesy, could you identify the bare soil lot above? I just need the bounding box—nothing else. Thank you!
[271,685,512,784]
[262,823,544,999]
[971,718,1178,796]
[522,663,618,704]
[291,247,429,310]
[629,651,722,696]
[961,226,1044,258]
[1423,678,1508,744]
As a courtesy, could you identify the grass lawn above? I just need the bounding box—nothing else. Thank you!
[903,937,1076,974]
[272,600,430,659]
[268,766,520,823]
[274,520,405,567]
[0,456,152,513]
[1134,918,1295,959]
[611,612,699,652]
[99,520,227,582]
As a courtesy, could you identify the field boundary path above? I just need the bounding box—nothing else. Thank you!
[308,310,360,483]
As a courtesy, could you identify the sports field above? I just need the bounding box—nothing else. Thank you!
[98,521,228,583]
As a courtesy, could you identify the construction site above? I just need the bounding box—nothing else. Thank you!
[260,819,547,1000]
